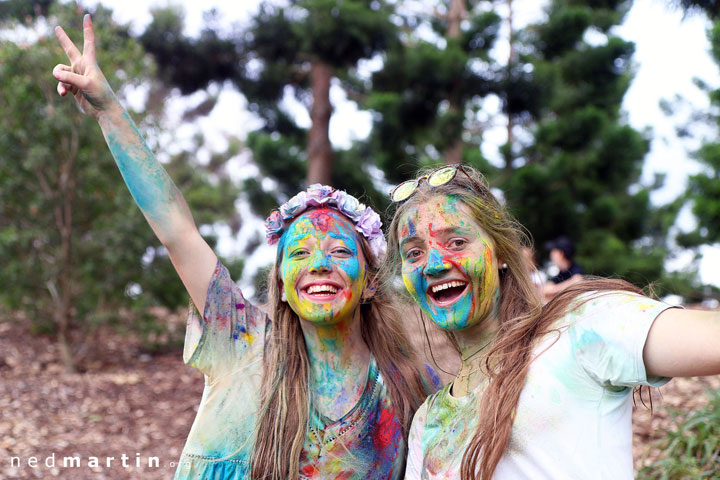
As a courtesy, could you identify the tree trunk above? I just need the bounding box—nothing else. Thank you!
[444,0,467,165]
[505,0,515,174]
[307,60,333,185]
[446,0,466,39]
[56,128,78,373]
[445,140,463,165]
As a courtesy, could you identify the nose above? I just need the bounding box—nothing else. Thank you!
[308,250,332,274]
[423,248,450,276]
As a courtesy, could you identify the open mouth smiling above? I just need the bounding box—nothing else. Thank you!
[427,280,469,306]
[301,282,342,301]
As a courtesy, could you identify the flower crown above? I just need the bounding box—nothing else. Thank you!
[265,184,387,261]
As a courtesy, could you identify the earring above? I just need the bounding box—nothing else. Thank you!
[281,291,287,301]
[501,263,508,270]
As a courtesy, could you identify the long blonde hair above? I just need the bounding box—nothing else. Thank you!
[250,210,431,480]
[386,165,641,479]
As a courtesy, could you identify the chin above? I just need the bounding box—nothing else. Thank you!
[432,317,474,332]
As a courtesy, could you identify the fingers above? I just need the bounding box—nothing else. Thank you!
[82,14,96,62]
[53,64,89,90]
[54,26,82,64]
[56,81,77,97]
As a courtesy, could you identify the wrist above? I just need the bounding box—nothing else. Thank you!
[96,100,125,126]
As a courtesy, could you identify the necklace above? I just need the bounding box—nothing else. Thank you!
[456,338,494,379]
[461,337,493,362]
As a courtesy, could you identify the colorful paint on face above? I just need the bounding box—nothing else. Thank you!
[397,196,500,331]
[280,208,368,326]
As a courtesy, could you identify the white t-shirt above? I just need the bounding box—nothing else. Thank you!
[405,292,674,480]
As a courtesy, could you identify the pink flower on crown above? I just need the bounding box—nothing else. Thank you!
[265,210,284,245]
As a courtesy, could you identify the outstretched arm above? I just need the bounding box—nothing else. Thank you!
[53,15,216,312]
[542,274,583,302]
[644,307,720,378]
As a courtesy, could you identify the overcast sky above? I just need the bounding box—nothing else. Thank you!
[82,0,720,289]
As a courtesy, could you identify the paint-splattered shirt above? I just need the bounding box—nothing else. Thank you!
[174,260,408,480]
[405,292,675,480]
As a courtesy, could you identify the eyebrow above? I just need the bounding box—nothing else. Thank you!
[399,227,473,248]
[399,235,422,249]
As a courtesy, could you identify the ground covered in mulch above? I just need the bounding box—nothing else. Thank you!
[0,311,717,479]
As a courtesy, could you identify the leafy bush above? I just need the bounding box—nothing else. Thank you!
[638,389,720,479]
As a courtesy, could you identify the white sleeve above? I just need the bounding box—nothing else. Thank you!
[404,401,429,480]
[567,291,676,389]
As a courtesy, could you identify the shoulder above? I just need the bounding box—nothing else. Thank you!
[569,262,584,275]
[566,290,662,318]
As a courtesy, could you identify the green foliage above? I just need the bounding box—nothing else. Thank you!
[638,389,720,479]
[496,0,676,285]
[0,0,55,22]
[0,3,148,324]
[364,5,500,183]
[676,0,720,19]
[683,17,720,249]
[0,3,242,343]
[140,6,242,95]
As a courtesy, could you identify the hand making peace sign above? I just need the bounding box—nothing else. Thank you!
[53,14,118,119]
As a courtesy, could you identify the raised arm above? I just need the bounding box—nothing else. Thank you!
[644,307,720,378]
[53,15,216,312]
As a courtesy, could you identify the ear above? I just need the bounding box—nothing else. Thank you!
[279,279,287,302]
[361,278,378,302]
[498,257,508,271]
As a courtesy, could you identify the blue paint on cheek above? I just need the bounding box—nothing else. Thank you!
[402,261,472,331]
[335,256,361,282]
[403,265,432,313]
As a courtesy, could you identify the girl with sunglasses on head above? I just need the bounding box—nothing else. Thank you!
[386,164,720,479]
[53,15,438,480]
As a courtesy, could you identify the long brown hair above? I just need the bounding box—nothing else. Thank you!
[386,165,642,480]
[250,210,430,480]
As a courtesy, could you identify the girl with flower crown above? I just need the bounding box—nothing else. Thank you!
[386,164,720,480]
[53,15,437,480]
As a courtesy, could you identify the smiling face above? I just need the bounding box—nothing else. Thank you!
[279,208,369,326]
[397,195,501,331]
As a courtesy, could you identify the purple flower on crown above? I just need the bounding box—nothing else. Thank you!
[369,235,387,260]
[332,190,363,222]
[355,207,382,239]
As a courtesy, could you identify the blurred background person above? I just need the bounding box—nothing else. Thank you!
[542,236,584,302]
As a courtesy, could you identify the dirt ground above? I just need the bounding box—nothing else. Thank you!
[0,310,717,479]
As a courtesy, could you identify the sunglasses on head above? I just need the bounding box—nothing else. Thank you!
[389,164,485,202]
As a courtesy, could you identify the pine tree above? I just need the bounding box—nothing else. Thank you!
[500,0,678,285]
[139,1,398,213]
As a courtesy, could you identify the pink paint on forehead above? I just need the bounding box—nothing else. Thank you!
[301,208,351,233]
